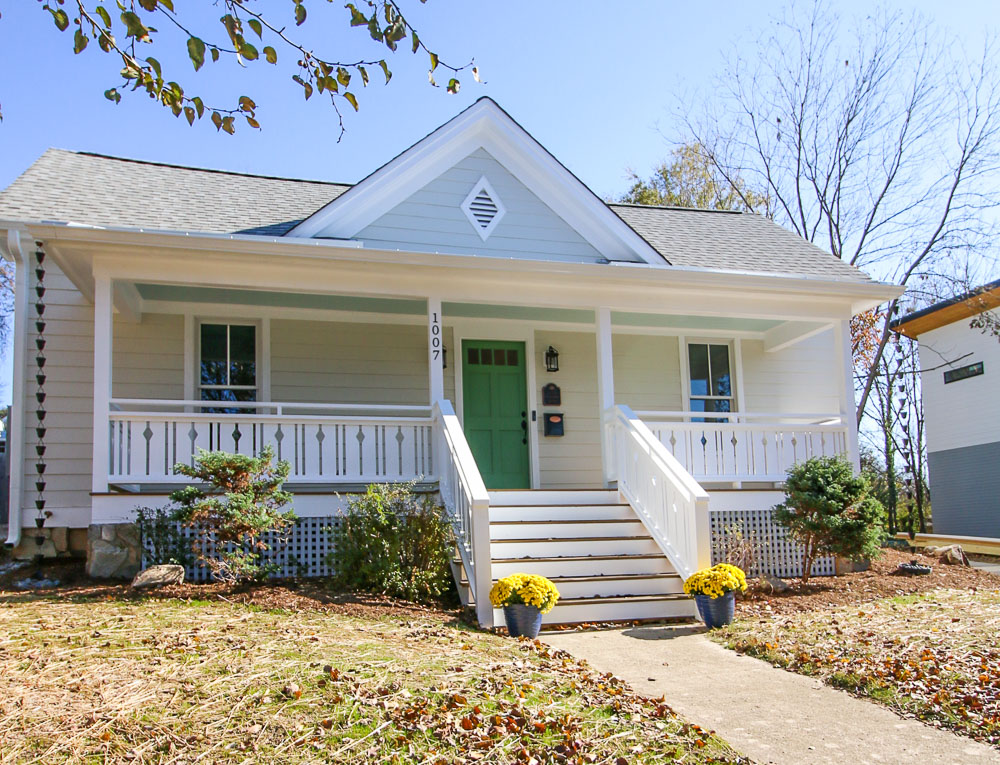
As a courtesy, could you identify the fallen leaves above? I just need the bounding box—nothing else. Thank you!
[0,599,748,763]
[720,588,1000,749]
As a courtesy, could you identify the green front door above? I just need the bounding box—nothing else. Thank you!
[462,340,531,489]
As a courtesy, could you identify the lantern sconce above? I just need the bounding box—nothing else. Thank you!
[545,346,559,373]
[442,345,447,370]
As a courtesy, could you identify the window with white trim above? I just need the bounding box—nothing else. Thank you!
[687,342,733,422]
[199,322,257,411]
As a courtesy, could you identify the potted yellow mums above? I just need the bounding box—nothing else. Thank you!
[683,564,747,629]
[489,574,560,638]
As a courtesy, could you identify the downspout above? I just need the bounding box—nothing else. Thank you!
[0,229,28,548]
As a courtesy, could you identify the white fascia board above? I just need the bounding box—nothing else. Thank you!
[17,221,902,308]
[283,100,665,265]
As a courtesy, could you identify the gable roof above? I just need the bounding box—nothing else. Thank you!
[0,109,876,284]
[891,278,1000,338]
[0,148,349,237]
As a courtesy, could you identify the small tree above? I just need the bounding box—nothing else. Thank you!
[773,456,885,582]
[170,446,295,583]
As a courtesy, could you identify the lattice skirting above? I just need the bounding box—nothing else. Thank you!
[142,516,342,583]
[710,508,835,578]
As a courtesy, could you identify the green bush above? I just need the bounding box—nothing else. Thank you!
[170,446,296,583]
[135,505,192,568]
[773,455,885,582]
[330,482,454,604]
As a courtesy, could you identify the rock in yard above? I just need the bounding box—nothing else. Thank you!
[935,544,970,566]
[759,573,789,593]
[131,564,185,589]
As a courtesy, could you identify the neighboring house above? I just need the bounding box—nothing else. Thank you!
[893,280,1000,537]
[0,98,898,625]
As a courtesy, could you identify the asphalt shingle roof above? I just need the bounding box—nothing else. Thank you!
[0,148,348,237]
[611,203,871,283]
[0,149,872,282]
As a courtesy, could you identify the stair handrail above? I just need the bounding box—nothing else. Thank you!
[605,404,711,582]
[432,399,493,628]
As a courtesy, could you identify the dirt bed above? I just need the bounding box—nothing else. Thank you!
[0,559,462,622]
[738,548,996,616]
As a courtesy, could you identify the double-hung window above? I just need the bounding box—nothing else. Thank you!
[199,323,257,412]
[687,342,734,421]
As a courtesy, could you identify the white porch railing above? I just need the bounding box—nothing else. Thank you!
[433,399,493,628]
[635,410,848,483]
[107,399,434,484]
[606,405,711,582]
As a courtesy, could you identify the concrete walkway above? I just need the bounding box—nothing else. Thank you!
[544,626,1000,765]
[972,560,1000,576]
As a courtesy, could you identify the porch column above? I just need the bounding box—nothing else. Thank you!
[595,307,615,484]
[428,297,444,404]
[836,318,861,471]
[92,273,112,493]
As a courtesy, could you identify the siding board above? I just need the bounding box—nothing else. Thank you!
[355,148,619,264]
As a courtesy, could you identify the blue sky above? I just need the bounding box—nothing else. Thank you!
[0,1,997,403]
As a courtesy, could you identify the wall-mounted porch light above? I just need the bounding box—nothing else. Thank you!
[545,345,560,373]
[442,345,447,370]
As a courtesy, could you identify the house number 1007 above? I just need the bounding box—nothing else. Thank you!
[430,312,442,360]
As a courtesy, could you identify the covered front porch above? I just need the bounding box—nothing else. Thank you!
[93,281,855,497]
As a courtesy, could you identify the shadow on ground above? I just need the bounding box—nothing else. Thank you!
[622,623,706,641]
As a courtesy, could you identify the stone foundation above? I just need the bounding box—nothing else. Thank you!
[86,523,141,579]
[10,526,88,560]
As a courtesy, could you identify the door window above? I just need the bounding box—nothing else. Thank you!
[688,342,733,421]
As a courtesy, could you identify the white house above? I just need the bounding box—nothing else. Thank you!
[893,280,1000,537]
[0,99,898,626]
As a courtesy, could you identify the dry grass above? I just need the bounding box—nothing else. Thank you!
[0,595,746,764]
[718,587,1000,748]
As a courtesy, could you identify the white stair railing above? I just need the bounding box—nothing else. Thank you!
[605,404,711,582]
[433,399,493,628]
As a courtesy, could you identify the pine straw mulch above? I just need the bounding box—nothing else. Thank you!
[0,559,459,622]
[0,597,748,765]
[736,547,995,617]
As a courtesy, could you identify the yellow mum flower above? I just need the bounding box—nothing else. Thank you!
[683,564,747,598]
[489,574,560,614]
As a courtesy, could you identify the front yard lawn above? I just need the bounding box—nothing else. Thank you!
[718,587,1000,749]
[0,592,746,764]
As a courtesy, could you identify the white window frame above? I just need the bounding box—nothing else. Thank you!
[684,339,737,420]
[195,319,263,406]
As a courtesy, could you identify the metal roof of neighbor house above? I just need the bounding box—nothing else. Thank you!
[0,148,874,282]
[891,278,1000,338]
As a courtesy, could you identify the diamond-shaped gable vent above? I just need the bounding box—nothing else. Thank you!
[461,177,506,240]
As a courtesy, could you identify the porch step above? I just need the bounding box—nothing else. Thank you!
[490,552,677,578]
[460,572,685,600]
[453,487,698,628]
[489,504,636,523]
[494,593,696,627]
[490,535,661,558]
[489,518,647,540]
[488,489,620,506]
